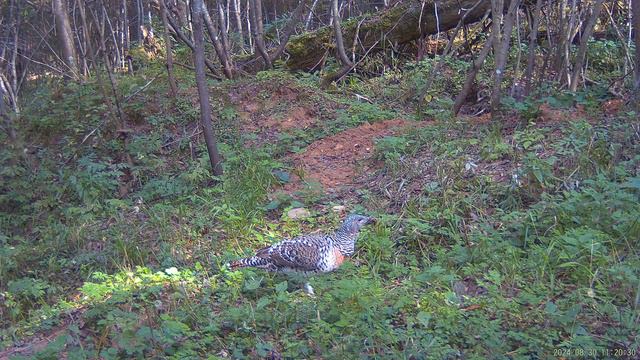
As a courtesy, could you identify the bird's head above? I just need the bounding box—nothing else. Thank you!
[339,214,375,235]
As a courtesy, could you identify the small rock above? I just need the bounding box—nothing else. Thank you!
[165,267,179,275]
[287,208,311,219]
[332,205,346,213]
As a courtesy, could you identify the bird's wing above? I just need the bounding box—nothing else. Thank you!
[255,235,327,271]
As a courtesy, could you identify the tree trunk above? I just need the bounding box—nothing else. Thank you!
[270,0,309,62]
[122,0,129,58]
[160,0,178,95]
[246,0,253,51]
[225,0,231,32]
[203,2,234,79]
[249,0,271,68]
[53,0,79,79]
[192,0,223,177]
[305,0,319,30]
[490,0,521,112]
[231,0,245,47]
[97,5,125,129]
[553,0,568,81]
[454,29,496,116]
[102,4,122,70]
[76,0,90,77]
[633,0,640,90]
[0,80,17,142]
[80,0,113,117]
[165,9,223,77]
[5,0,20,114]
[266,0,492,71]
[136,0,144,43]
[217,1,233,63]
[561,0,579,85]
[332,0,353,67]
[569,0,606,92]
[523,0,543,96]
[319,0,355,87]
[491,0,504,58]
[417,0,487,103]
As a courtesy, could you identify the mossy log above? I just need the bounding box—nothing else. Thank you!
[281,0,491,71]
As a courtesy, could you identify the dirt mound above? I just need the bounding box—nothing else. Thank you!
[288,119,416,191]
[225,83,421,192]
[264,106,316,130]
[538,103,589,123]
[227,83,322,145]
[239,104,318,144]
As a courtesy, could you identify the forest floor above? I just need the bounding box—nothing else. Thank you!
[230,82,421,191]
[1,65,639,359]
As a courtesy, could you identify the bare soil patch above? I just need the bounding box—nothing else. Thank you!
[286,119,418,192]
[264,106,317,131]
[538,103,589,123]
[227,83,324,145]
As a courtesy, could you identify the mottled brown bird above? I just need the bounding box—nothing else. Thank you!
[228,214,374,294]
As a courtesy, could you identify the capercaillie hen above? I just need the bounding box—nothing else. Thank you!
[227,214,374,295]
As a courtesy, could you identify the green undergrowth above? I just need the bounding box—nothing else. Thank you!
[1,67,639,359]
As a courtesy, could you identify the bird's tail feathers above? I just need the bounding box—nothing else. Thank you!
[227,256,269,270]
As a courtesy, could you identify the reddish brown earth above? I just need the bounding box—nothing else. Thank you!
[601,99,624,116]
[538,103,589,123]
[228,83,322,145]
[226,82,423,193]
[265,106,317,131]
[286,119,419,192]
[238,105,319,145]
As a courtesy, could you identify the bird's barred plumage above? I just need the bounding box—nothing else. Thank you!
[228,214,373,274]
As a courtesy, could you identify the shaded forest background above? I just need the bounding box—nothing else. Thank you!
[3,0,638,115]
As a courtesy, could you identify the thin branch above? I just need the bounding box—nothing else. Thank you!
[203,2,234,79]
[123,74,160,102]
[332,0,353,67]
[269,0,309,62]
[165,8,223,78]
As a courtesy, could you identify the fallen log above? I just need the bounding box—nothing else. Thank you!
[279,0,491,71]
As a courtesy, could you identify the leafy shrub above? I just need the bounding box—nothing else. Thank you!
[3,278,50,322]
[502,96,542,122]
[65,155,125,206]
[480,129,512,161]
[586,39,625,83]
[335,102,397,128]
[520,152,558,191]
[222,147,280,217]
[374,135,416,170]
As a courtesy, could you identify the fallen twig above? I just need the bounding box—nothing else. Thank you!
[123,74,161,103]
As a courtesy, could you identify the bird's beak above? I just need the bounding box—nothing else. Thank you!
[367,217,377,225]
